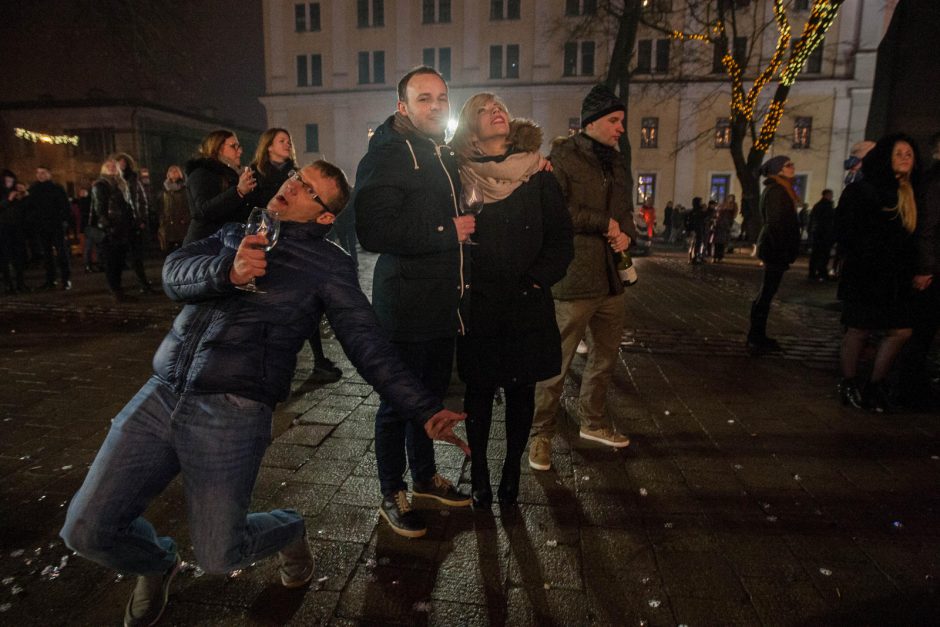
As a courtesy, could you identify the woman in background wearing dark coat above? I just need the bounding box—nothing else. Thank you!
[747,156,801,354]
[91,159,136,302]
[158,165,190,252]
[836,133,920,411]
[450,93,574,506]
[183,129,255,244]
[247,128,343,382]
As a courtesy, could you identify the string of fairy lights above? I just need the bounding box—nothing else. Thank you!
[668,0,844,151]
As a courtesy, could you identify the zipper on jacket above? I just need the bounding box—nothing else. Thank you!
[433,141,466,336]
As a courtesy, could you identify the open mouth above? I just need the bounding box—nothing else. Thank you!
[274,193,287,205]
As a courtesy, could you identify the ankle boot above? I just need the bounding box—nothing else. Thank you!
[497,461,521,505]
[465,413,492,507]
[838,377,864,409]
[863,380,892,413]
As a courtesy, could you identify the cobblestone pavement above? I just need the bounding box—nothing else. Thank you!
[0,247,938,626]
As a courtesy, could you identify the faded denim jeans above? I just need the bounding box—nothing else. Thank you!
[60,376,304,575]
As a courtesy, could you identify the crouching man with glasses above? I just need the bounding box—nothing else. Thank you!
[60,161,470,627]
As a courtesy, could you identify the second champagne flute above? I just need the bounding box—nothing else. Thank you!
[460,182,484,245]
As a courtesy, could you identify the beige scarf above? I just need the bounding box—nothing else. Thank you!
[459,151,541,204]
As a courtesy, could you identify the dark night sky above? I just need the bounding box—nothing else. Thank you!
[0,0,266,130]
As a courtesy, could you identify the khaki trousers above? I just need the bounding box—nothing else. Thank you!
[532,293,625,438]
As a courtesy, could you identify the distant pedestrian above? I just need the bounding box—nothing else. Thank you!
[27,166,72,290]
[807,189,835,281]
[837,134,920,412]
[746,156,801,355]
[111,153,154,293]
[158,165,190,253]
[91,159,136,302]
[662,200,674,242]
[711,200,734,262]
[184,129,254,244]
[687,197,707,264]
[639,199,656,239]
[0,170,29,293]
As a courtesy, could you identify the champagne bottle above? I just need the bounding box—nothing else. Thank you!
[616,251,638,286]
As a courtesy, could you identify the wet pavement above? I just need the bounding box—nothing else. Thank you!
[0,245,938,626]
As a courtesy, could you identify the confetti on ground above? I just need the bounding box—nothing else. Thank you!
[546,540,558,548]
[648,599,661,608]
[639,488,648,496]
[819,568,833,576]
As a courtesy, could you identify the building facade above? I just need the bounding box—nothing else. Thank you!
[260,0,890,210]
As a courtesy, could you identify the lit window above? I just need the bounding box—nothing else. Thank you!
[640,117,658,149]
[715,118,731,148]
[793,117,812,149]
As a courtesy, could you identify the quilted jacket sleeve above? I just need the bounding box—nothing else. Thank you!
[162,229,237,302]
[319,256,444,425]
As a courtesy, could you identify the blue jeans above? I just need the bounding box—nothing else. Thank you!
[375,338,454,496]
[60,376,304,576]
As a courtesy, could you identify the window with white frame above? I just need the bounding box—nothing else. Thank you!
[715,118,731,148]
[565,0,597,16]
[793,116,812,149]
[357,0,384,28]
[358,51,386,84]
[490,0,520,20]
[422,0,451,24]
[563,41,595,76]
[422,48,452,81]
[636,173,656,206]
[295,3,321,32]
[489,44,520,79]
[640,117,658,148]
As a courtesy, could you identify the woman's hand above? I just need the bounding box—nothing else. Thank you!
[236,167,256,197]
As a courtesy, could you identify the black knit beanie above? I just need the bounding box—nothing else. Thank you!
[580,84,625,128]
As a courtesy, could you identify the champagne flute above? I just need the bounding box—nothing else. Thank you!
[236,207,281,293]
[460,182,484,245]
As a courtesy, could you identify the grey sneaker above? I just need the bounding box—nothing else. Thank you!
[579,426,630,448]
[379,490,427,538]
[278,534,315,589]
[412,473,471,507]
[528,436,552,471]
[123,554,182,627]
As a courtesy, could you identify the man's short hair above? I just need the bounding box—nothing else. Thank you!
[36,165,51,171]
[397,66,444,102]
[822,189,833,196]
[310,160,351,215]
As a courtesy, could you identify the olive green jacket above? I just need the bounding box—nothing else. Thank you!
[549,133,637,300]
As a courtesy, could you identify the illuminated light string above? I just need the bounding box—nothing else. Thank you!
[669,0,842,149]
[14,127,79,146]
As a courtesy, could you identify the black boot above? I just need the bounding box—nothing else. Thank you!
[746,302,781,354]
[838,377,865,409]
[863,380,893,413]
[465,413,492,507]
[497,460,520,505]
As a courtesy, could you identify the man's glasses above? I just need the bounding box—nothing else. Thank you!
[287,170,332,214]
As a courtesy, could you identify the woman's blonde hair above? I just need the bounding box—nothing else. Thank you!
[198,129,235,161]
[166,165,183,181]
[251,128,296,177]
[450,92,509,159]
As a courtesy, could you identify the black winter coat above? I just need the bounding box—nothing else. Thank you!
[26,180,69,233]
[756,177,801,271]
[246,159,294,209]
[808,197,835,243]
[836,179,915,309]
[90,177,134,244]
[354,115,466,342]
[457,171,574,387]
[157,221,444,422]
[184,158,251,244]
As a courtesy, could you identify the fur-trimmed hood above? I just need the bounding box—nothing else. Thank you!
[507,119,543,155]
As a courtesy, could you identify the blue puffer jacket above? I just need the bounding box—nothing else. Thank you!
[155,221,443,422]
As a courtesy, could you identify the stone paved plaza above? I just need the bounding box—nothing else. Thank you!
[0,247,938,625]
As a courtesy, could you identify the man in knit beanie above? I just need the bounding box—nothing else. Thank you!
[528,84,637,471]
